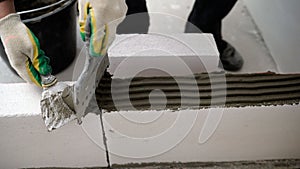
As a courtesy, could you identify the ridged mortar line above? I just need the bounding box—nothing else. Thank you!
[96,73,300,111]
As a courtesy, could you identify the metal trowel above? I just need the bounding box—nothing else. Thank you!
[40,17,109,131]
[73,42,109,124]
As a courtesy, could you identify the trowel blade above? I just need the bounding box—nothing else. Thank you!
[74,53,109,123]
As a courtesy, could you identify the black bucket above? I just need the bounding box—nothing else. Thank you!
[0,0,77,75]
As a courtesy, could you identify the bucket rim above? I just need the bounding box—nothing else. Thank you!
[18,0,77,23]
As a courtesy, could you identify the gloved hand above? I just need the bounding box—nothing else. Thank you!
[0,13,52,87]
[78,0,127,57]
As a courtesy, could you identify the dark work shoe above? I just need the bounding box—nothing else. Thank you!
[219,43,244,71]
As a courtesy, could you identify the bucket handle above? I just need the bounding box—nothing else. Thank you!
[17,0,68,15]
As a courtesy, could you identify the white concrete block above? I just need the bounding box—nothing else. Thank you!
[0,83,108,168]
[100,106,300,164]
[108,34,220,78]
[0,83,41,117]
[0,116,108,169]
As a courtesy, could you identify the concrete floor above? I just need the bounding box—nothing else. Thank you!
[147,0,278,73]
[0,0,277,83]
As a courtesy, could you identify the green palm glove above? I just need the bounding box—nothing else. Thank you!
[0,14,52,87]
[78,0,127,57]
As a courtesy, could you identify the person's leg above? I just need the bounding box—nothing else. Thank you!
[186,0,243,71]
[125,0,148,15]
[186,0,237,52]
[117,0,150,34]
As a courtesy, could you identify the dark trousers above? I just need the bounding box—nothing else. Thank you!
[117,0,150,34]
[118,0,237,53]
[186,0,237,52]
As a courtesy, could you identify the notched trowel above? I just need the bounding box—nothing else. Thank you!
[40,19,108,131]
[73,38,109,125]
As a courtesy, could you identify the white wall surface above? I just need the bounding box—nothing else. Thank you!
[244,0,300,73]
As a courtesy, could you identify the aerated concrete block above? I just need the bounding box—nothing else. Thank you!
[108,34,220,78]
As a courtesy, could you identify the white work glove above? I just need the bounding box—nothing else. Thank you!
[0,14,52,87]
[78,0,127,57]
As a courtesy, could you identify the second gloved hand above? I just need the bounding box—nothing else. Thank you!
[78,0,127,57]
[0,14,52,87]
